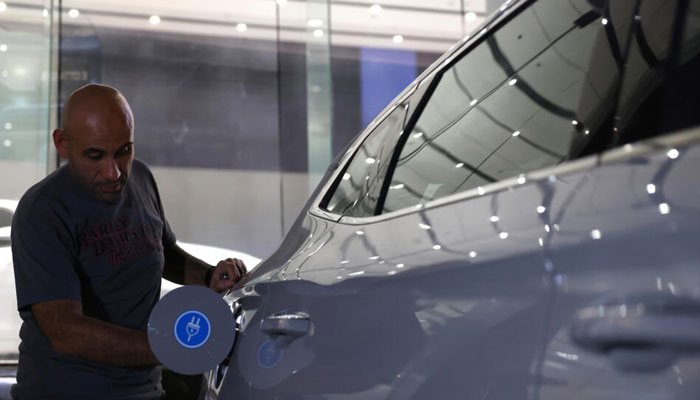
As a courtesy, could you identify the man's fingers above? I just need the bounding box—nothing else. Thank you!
[210,258,248,292]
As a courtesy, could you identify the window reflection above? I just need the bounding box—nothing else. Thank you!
[323,103,407,217]
[383,0,624,212]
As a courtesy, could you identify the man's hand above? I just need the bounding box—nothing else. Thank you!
[209,258,247,292]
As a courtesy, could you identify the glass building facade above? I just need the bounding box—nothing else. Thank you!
[0,0,501,359]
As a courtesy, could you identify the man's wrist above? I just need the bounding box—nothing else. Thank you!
[204,267,215,287]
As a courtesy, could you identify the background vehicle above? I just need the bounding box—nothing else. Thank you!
[191,0,700,398]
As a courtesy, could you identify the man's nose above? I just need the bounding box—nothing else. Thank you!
[102,158,121,181]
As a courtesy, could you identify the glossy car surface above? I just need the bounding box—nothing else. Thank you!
[206,0,700,398]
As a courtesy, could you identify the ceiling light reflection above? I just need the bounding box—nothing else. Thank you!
[307,19,323,28]
[512,130,520,137]
[537,206,546,214]
[413,132,424,138]
[3,139,11,147]
[4,122,12,130]
[276,0,287,5]
[499,232,509,239]
[455,162,464,168]
[508,78,518,86]
[0,2,6,12]
[667,148,680,159]
[0,44,7,52]
[465,12,477,21]
[469,251,477,258]
[591,229,602,240]
[390,183,405,190]
[432,244,442,250]
[393,35,404,44]
[343,173,351,180]
[470,99,478,106]
[68,8,80,18]
[355,230,364,236]
[369,4,382,15]
[149,15,161,25]
[601,18,609,25]
[236,23,248,32]
[365,157,376,164]
[646,184,656,194]
[659,203,670,215]
[419,223,431,230]
[489,215,499,222]
[313,29,324,38]
[396,263,405,268]
[556,351,579,361]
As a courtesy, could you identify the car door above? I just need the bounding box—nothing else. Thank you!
[539,1,700,398]
[209,73,426,400]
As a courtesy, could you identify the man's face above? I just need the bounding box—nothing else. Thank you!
[56,102,135,203]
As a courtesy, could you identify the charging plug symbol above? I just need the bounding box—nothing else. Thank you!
[186,316,201,342]
[174,310,211,349]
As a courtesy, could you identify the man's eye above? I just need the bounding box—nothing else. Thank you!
[86,153,102,160]
[118,146,132,156]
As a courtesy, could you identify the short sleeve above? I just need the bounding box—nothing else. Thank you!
[11,197,81,310]
[137,159,176,249]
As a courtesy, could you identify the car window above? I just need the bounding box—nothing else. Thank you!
[612,0,700,144]
[382,0,636,213]
[321,104,408,217]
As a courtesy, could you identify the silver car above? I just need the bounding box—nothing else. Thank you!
[162,0,700,398]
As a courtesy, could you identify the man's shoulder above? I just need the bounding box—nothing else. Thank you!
[15,167,69,220]
[131,158,154,179]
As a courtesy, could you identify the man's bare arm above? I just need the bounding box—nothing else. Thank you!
[162,244,247,291]
[32,299,159,367]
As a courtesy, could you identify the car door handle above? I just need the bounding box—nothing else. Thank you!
[261,312,311,348]
[571,299,700,372]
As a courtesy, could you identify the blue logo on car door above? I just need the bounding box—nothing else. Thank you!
[258,340,283,368]
[174,310,211,349]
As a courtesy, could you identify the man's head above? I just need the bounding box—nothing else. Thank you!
[53,84,135,204]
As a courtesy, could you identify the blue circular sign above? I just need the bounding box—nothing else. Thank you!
[257,340,283,368]
[174,310,211,349]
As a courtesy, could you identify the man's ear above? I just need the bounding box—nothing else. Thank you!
[52,129,68,159]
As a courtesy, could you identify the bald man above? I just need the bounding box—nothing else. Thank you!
[11,84,246,399]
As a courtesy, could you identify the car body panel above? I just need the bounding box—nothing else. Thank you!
[202,0,700,398]
[540,133,700,399]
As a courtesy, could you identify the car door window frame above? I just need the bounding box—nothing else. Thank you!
[308,83,419,221]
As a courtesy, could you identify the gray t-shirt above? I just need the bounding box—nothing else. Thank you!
[11,159,175,400]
